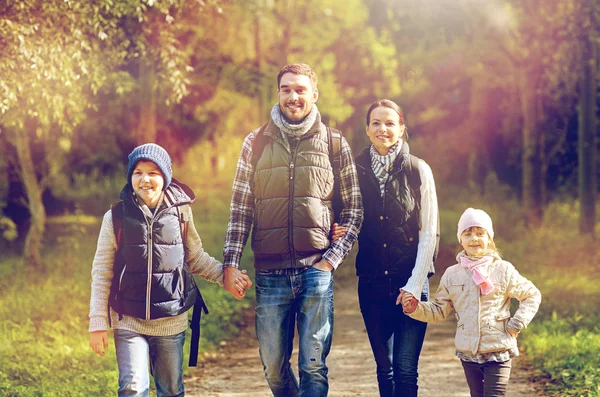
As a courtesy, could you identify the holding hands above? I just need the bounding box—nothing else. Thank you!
[396,289,419,314]
[224,267,253,300]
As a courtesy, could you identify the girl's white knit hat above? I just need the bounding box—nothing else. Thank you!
[457,208,494,242]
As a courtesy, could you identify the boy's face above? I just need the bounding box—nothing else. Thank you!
[460,226,490,257]
[131,160,164,207]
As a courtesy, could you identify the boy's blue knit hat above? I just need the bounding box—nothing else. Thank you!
[127,143,172,189]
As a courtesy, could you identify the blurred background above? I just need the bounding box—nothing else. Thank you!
[0,0,598,395]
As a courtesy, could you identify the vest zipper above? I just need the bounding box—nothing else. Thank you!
[288,143,298,267]
[146,222,153,320]
[118,265,127,291]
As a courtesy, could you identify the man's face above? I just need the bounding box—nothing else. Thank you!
[277,73,318,122]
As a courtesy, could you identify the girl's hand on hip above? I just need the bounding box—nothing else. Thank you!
[90,330,108,356]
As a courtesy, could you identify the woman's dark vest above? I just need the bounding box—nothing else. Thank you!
[251,119,335,269]
[355,144,420,280]
[110,184,198,320]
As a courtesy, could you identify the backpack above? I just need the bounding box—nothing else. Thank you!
[250,124,343,218]
[110,201,208,367]
[406,154,440,272]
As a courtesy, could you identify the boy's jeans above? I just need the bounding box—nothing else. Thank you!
[358,276,429,397]
[255,266,334,397]
[114,329,185,397]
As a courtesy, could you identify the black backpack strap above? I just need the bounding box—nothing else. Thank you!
[188,288,209,367]
[178,203,209,367]
[109,201,126,325]
[250,123,269,169]
[327,126,343,219]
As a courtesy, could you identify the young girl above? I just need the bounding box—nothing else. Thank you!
[400,207,541,397]
[89,143,251,396]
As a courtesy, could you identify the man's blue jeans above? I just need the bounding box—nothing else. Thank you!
[358,276,429,397]
[113,329,185,397]
[255,266,334,397]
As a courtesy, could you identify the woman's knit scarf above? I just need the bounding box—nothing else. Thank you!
[370,141,402,196]
[457,250,501,295]
[271,103,318,138]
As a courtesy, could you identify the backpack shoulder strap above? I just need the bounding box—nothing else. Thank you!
[327,126,343,219]
[406,154,422,195]
[250,123,269,168]
[177,204,191,242]
[110,201,125,248]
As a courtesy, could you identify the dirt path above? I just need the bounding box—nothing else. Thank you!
[186,262,544,397]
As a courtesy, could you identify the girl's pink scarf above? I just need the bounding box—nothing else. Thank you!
[459,255,494,295]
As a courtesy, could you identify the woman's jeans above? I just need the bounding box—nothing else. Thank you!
[359,276,429,397]
[461,360,512,397]
[255,266,334,397]
[113,329,185,397]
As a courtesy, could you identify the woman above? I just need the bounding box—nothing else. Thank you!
[354,99,438,397]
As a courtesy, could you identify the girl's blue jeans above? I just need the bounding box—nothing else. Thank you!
[113,328,185,397]
[358,276,429,397]
[255,266,334,397]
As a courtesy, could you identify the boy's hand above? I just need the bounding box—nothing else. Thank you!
[224,267,253,300]
[90,331,108,356]
[330,223,347,242]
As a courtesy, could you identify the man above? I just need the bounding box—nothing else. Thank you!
[223,63,363,396]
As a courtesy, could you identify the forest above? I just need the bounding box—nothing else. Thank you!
[1,0,598,395]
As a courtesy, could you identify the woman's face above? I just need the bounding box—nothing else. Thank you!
[131,160,164,207]
[460,227,490,257]
[366,106,404,155]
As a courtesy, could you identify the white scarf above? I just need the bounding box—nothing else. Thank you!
[370,141,402,196]
[271,103,319,138]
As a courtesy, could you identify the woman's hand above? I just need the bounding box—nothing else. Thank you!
[90,330,109,356]
[397,289,418,314]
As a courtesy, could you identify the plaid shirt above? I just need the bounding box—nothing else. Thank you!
[223,125,363,269]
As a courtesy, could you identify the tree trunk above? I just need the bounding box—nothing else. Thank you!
[519,67,544,227]
[12,129,46,267]
[137,59,157,144]
[578,37,597,237]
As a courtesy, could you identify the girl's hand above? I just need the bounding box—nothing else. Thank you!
[90,331,109,356]
[330,223,347,242]
[507,328,519,338]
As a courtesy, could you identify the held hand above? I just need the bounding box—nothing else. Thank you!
[313,258,334,271]
[224,267,252,300]
[397,289,418,313]
[90,330,109,356]
[330,223,348,242]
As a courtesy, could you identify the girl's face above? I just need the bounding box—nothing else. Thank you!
[460,226,490,257]
[366,106,404,155]
[131,160,164,208]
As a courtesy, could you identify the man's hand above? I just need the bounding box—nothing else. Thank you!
[90,330,109,356]
[330,223,347,242]
[313,258,334,271]
[507,328,519,338]
[224,267,253,300]
[397,289,418,314]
